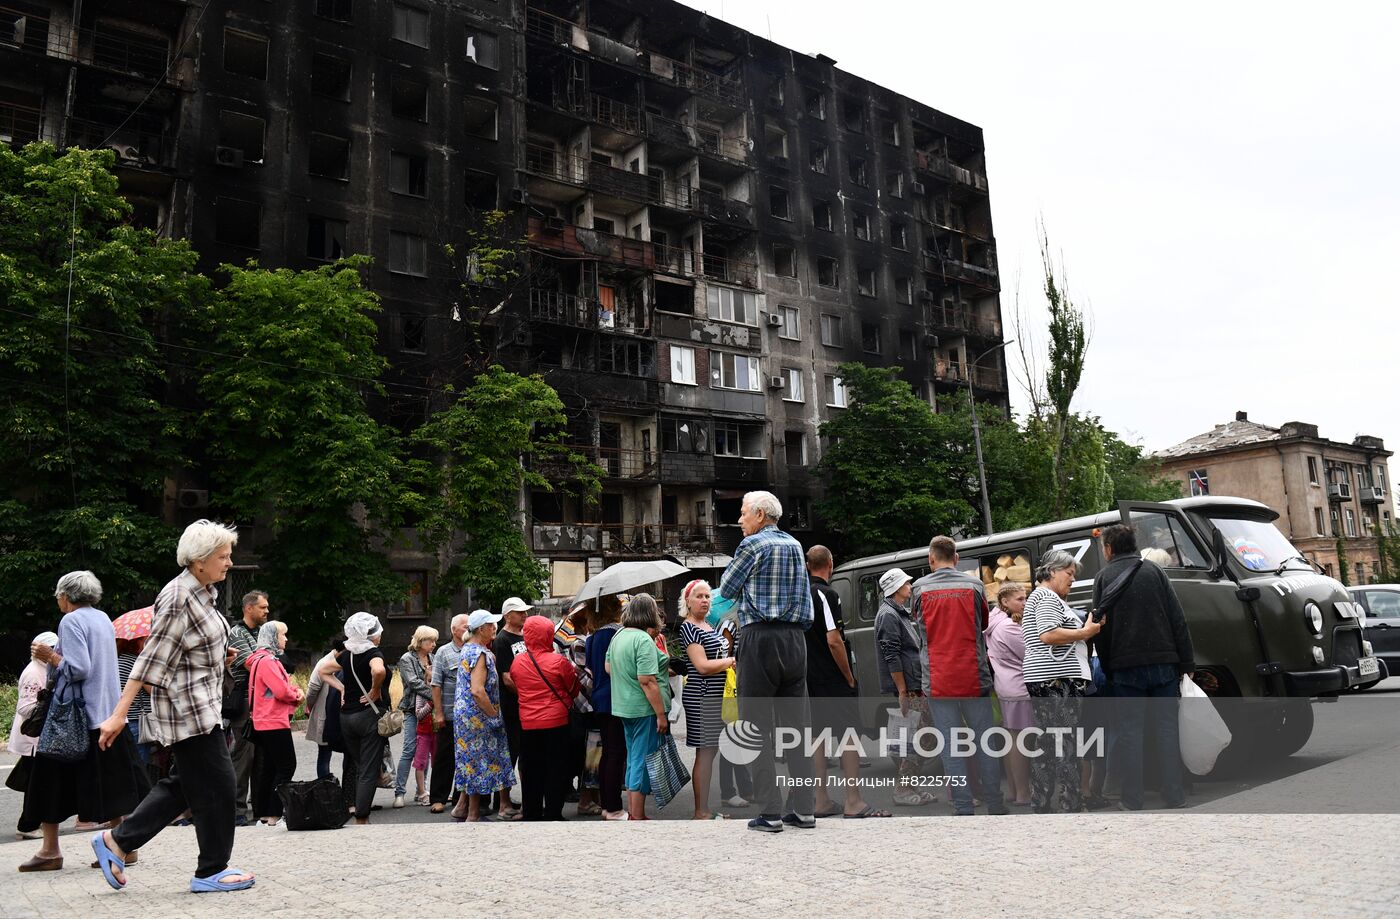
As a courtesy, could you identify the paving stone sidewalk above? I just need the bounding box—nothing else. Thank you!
[6,813,1400,919]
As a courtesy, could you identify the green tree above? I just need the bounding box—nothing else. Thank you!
[1102,427,1183,504]
[1335,536,1350,586]
[0,144,204,626]
[197,258,408,635]
[1375,522,1391,582]
[1038,224,1091,518]
[412,365,601,612]
[816,364,976,556]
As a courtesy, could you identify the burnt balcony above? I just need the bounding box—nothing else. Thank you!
[0,11,171,80]
[701,252,758,288]
[533,88,642,136]
[713,456,769,484]
[923,251,999,291]
[926,303,1001,339]
[528,442,658,481]
[524,144,695,210]
[531,522,663,556]
[933,359,968,384]
[524,7,641,68]
[972,365,1007,391]
[695,188,753,228]
[645,111,749,162]
[528,288,647,333]
[528,217,659,273]
[66,116,173,168]
[644,51,744,107]
[0,100,41,146]
[658,524,742,556]
[915,149,989,192]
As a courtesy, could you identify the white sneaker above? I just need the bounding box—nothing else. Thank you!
[392,795,406,809]
[725,795,751,808]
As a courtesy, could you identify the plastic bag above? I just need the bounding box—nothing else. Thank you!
[721,668,739,724]
[1178,676,1231,775]
[885,707,923,759]
[644,732,691,808]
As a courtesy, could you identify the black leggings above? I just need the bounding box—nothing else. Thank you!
[251,728,296,819]
[519,725,571,821]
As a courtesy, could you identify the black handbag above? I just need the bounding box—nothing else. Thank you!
[36,679,89,763]
[277,775,351,831]
[19,677,53,738]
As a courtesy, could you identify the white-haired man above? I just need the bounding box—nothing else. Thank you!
[428,612,470,814]
[716,491,817,833]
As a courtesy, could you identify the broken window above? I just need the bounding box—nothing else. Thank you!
[885,170,903,197]
[392,3,429,47]
[390,151,427,197]
[388,230,427,276]
[842,96,865,133]
[861,321,881,353]
[890,221,908,250]
[223,29,268,80]
[308,133,350,180]
[714,423,740,457]
[803,86,825,120]
[769,185,790,220]
[858,267,877,297]
[895,276,913,304]
[820,313,841,346]
[464,169,497,209]
[847,155,867,187]
[465,29,498,68]
[310,52,352,100]
[767,80,784,108]
[812,200,832,231]
[765,125,788,160]
[881,116,900,146]
[900,328,917,360]
[315,0,352,21]
[597,337,654,377]
[772,244,796,278]
[214,197,260,249]
[809,142,828,174]
[306,216,347,261]
[785,431,806,466]
[816,256,839,289]
[654,281,693,315]
[662,418,708,453]
[217,111,265,163]
[401,314,427,353]
[852,212,869,241]
[463,96,498,139]
[391,75,428,121]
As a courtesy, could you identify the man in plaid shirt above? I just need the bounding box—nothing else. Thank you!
[716,491,817,833]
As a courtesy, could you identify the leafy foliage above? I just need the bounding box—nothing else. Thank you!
[198,259,409,634]
[0,144,203,625]
[413,365,601,612]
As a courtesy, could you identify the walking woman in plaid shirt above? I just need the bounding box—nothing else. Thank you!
[91,519,256,894]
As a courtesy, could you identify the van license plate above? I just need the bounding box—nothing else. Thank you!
[1358,656,1379,678]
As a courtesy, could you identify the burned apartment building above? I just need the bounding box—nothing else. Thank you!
[2,0,1009,613]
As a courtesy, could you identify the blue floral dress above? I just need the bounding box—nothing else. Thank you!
[454,643,514,796]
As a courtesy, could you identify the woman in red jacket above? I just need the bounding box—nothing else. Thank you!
[247,621,304,826]
[509,615,582,821]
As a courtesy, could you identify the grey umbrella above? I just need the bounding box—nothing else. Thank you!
[572,559,691,604]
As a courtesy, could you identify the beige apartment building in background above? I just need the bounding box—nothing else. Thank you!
[1155,412,1396,583]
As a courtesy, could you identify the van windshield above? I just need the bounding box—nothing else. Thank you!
[1208,516,1310,573]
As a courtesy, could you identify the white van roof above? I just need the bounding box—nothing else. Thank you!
[832,496,1276,573]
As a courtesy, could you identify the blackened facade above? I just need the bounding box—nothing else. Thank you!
[3,0,1009,614]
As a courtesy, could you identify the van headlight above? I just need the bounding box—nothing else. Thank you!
[1304,602,1324,637]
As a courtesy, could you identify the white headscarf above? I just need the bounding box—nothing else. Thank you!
[33,631,59,648]
[343,611,381,653]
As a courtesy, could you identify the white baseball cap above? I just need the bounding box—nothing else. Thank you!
[879,568,913,597]
[500,597,533,616]
[467,609,501,632]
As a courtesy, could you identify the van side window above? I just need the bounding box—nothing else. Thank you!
[1047,534,1101,580]
[1129,511,1209,569]
[970,550,1033,601]
[859,574,880,621]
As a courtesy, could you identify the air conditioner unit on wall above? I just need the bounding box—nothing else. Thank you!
[764,313,782,327]
[768,375,785,390]
[177,488,209,509]
[214,146,244,168]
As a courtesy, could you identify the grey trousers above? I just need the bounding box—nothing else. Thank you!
[228,709,256,819]
[736,621,815,817]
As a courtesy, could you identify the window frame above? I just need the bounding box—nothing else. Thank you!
[778,305,801,341]
[670,344,697,386]
[711,350,761,392]
[782,367,804,403]
[388,230,428,277]
[824,374,847,408]
[391,2,430,47]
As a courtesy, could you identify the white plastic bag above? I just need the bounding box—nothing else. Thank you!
[1179,676,1231,775]
[885,707,922,759]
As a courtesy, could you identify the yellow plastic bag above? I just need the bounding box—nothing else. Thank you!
[721,668,739,724]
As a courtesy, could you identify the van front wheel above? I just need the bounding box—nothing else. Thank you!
[1260,699,1314,758]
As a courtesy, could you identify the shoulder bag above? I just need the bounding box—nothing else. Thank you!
[351,652,404,738]
[36,678,90,763]
[19,671,55,738]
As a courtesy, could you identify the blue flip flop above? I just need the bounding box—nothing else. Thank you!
[90,832,126,890]
[190,868,256,893]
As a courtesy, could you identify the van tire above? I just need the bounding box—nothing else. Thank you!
[1263,699,1314,758]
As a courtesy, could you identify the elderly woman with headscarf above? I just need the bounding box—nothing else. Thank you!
[453,610,516,822]
[1021,549,1103,814]
[94,520,255,894]
[319,611,388,825]
[7,631,59,841]
[19,572,143,875]
[245,621,303,826]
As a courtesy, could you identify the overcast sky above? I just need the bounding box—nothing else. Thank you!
[680,0,1400,456]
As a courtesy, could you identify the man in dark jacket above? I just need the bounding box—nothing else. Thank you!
[1093,524,1195,810]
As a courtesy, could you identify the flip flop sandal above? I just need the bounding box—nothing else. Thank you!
[190,868,256,893]
[91,851,137,869]
[90,833,125,890]
[844,805,894,818]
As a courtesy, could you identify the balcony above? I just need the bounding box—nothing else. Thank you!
[66,116,172,168]
[645,111,748,162]
[923,251,999,291]
[529,442,657,481]
[644,51,744,106]
[1359,485,1385,505]
[0,11,171,80]
[933,359,968,384]
[532,522,658,556]
[713,456,769,484]
[915,150,988,192]
[524,7,641,68]
[1327,482,1353,503]
[0,100,41,145]
[524,144,695,210]
[528,217,661,273]
[972,365,1007,391]
[701,252,758,288]
[695,188,753,227]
